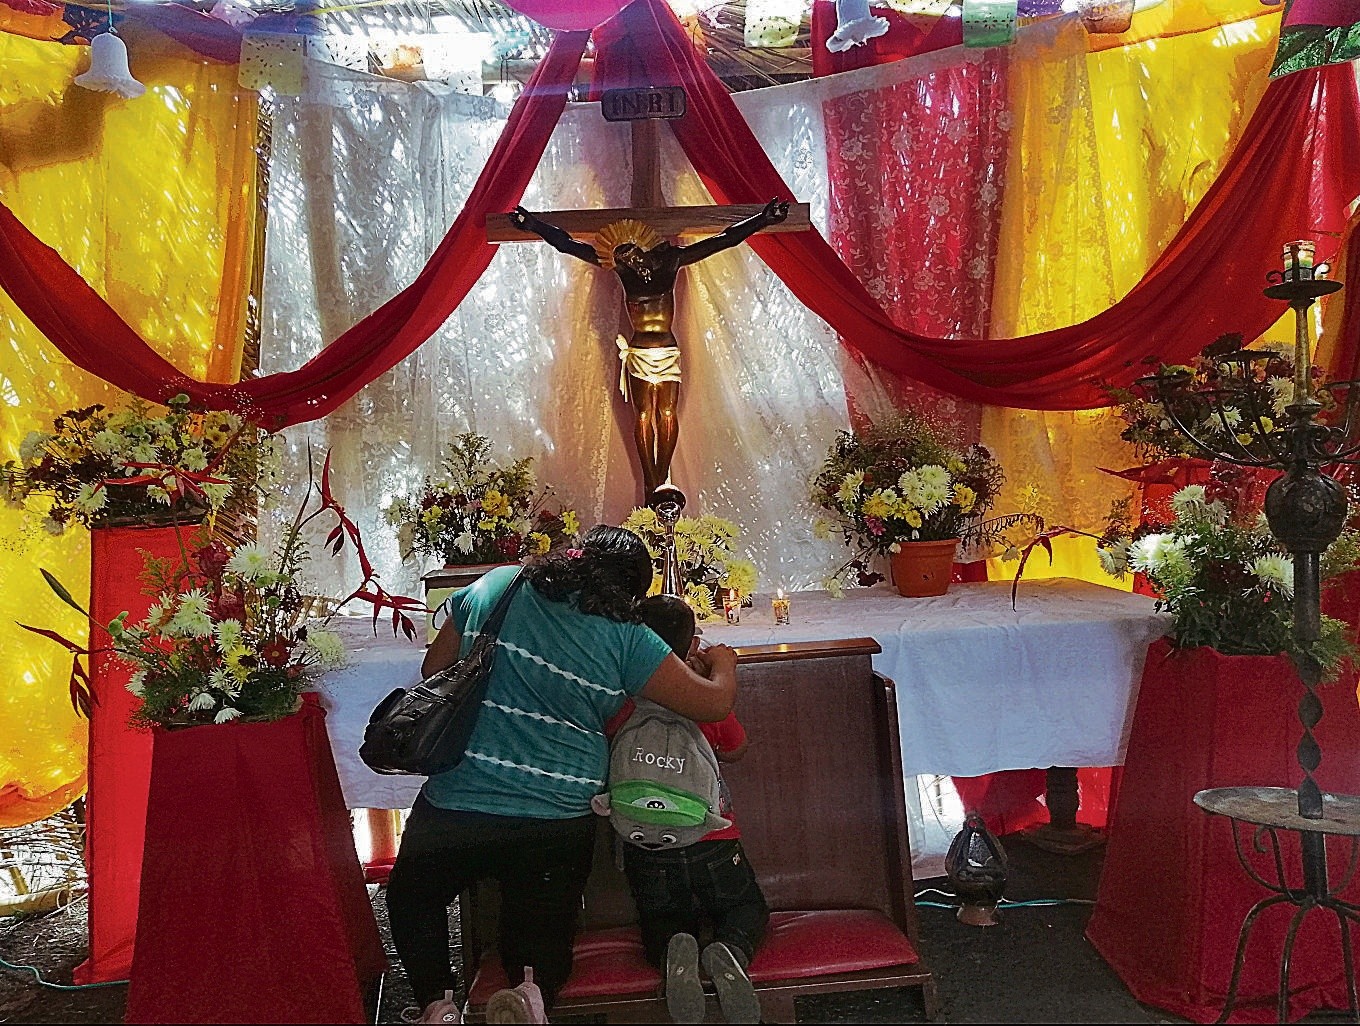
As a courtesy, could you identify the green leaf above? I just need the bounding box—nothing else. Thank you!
[39,568,88,616]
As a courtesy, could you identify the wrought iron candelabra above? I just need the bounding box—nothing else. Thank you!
[1144,245,1360,1021]
[1143,251,1347,823]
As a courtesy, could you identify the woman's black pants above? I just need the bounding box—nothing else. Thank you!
[385,797,596,1010]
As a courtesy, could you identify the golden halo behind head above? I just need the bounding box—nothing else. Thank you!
[593,219,664,269]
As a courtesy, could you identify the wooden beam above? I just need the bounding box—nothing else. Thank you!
[486,202,812,242]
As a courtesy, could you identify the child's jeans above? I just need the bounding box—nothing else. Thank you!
[623,838,769,969]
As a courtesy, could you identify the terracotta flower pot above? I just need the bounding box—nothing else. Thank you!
[889,539,958,598]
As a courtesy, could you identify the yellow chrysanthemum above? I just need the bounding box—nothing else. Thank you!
[904,509,923,529]
[561,510,580,536]
[421,506,444,527]
[953,485,977,515]
[528,531,551,555]
[482,490,511,518]
[862,489,895,519]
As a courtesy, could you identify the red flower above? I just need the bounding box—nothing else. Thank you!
[260,637,292,668]
[496,535,521,558]
[212,590,246,622]
[196,541,231,581]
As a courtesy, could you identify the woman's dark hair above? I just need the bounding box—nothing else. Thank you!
[525,524,653,622]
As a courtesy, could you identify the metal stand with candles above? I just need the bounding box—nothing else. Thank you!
[1143,241,1360,1023]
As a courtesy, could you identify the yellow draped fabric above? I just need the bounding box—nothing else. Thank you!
[0,26,256,826]
[983,1,1291,585]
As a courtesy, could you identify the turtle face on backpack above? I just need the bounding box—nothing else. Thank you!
[590,779,729,849]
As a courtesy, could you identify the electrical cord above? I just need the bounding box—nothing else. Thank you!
[914,887,1095,909]
[0,953,128,990]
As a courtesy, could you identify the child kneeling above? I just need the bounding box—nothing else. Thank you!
[599,596,769,1024]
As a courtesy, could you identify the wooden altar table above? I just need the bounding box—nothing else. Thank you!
[318,578,1169,810]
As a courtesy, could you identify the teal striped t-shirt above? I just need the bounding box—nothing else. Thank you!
[422,565,674,819]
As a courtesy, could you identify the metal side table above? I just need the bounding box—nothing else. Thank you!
[1195,786,1360,1023]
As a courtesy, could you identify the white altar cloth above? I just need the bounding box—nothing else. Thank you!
[318,578,1169,810]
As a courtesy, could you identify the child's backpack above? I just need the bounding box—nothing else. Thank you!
[590,698,730,849]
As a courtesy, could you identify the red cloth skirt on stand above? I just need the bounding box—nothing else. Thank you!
[1086,639,1360,1022]
[125,695,385,1023]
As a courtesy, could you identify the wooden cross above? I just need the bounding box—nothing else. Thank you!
[484,86,811,503]
[484,89,811,243]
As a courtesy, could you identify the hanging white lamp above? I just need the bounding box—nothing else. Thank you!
[826,0,891,53]
[74,31,146,99]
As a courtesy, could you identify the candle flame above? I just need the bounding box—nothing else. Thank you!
[776,588,785,599]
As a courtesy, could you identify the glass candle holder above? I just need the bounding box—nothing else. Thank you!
[772,589,791,626]
[1282,240,1316,280]
[722,589,742,626]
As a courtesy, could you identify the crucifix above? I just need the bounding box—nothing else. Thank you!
[485,85,811,506]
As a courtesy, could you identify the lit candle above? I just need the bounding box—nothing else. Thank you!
[772,588,791,626]
[722,588,742,626]
[1282,240,1316,278]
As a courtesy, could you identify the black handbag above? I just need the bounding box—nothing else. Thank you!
[359,570,527,776]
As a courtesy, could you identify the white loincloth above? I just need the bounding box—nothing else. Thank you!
[616,336,681,401]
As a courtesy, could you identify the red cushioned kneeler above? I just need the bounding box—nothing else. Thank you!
[125,696,385,1023]
[1087,639,1360,1023]
[77,524,199,984]
[469,910,920,1005]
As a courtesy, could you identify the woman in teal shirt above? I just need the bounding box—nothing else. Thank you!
[387,525,738,1024]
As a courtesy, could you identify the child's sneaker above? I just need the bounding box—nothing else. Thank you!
[664,932,707,1024]
[486,966,548,1024]
[401,990,461,1024]
[701,942,761,1024]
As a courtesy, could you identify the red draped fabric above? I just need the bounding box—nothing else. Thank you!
[0,0,1357,426]
[823,47,1009,440]
[0,28,589,428]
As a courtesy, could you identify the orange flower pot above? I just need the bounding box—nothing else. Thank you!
[889,539,958,598]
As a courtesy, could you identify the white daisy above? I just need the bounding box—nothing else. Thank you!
[169,589,214,638]
[18,431,51,463]
[1268,377,1295,416]
[74,483,108,513]
[226,543,273,581]
[1097,544,1130,578]
[214,618,243,650]
[181,447,209,472]
[202,482,233,509]
[125,672,147,698]
[454,531,475,555]
[1252,553,1294,598]
[304,629,346,669]
[214,706,243,724]
[188,691,216,712]
[1128,533,1177,574]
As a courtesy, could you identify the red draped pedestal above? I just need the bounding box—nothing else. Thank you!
[76,524,198,985]
[1087,639,1360,1022]
[125,695,385,1024]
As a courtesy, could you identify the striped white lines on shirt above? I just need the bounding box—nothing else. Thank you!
[481,699,599,736]
[464,751,604,788]
[495,639,624,696]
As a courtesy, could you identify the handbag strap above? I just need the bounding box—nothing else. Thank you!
[471,569,527,645]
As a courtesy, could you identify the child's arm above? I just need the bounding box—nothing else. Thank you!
[707,712,748,762]
[716,739,749,763]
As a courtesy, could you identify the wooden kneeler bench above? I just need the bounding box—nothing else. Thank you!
[462,639,939,1023]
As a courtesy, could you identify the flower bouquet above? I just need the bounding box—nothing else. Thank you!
[26,454,422,727]
[1107,334,1328,464]
[810,412,1039,596]
[2,394,277,535]
[384,433,579,567]
[620,507,758,621]
[1095,482,1359,674]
